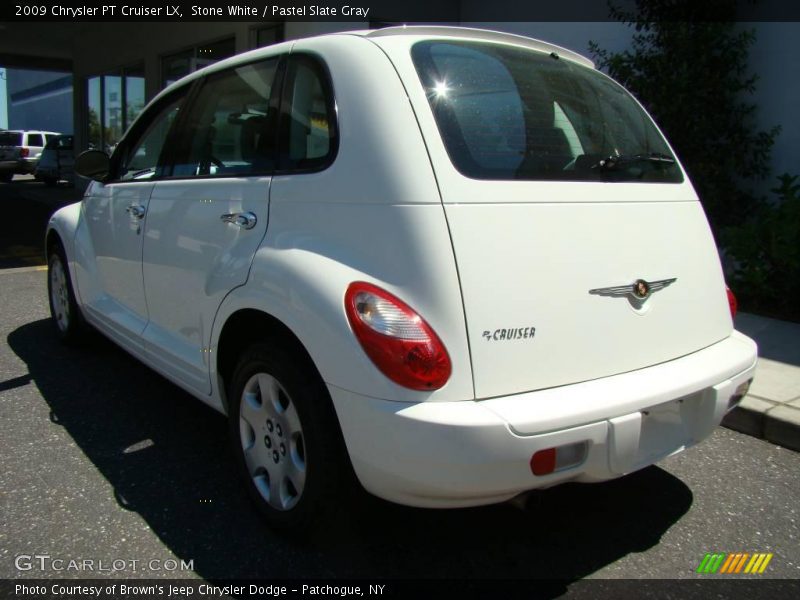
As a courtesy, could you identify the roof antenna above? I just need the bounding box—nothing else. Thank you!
[550,52,560,60]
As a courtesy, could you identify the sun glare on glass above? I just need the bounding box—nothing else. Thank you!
[433,80,450,98]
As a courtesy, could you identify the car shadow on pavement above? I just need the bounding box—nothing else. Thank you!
[9,319,694,587]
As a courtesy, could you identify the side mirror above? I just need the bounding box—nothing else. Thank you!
[74,150,111,182]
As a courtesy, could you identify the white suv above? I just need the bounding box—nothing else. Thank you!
[47,27,757,529]
[0,129,60,181]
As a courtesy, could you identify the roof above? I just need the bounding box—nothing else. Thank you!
[360,26,595,69]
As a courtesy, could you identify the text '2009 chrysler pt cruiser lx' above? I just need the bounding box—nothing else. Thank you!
[48,27,757,529]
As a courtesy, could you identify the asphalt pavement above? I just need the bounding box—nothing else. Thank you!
[1,268,798,591]
[0,175,84,269]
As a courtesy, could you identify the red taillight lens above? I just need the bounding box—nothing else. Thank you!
[344,282,451,391]
[20,147,30,158]
[727,286,738,318]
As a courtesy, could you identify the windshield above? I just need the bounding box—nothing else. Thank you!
[411,40,683,183]
[0,132,23,146]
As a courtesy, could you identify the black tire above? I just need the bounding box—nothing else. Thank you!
[47,244,88,344]
[228,342,354,531]
[0,172,13,183]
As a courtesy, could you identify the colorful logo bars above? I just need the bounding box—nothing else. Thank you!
[696,552,773,574]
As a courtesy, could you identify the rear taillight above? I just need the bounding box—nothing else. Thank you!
[727,287,738,318]
[344,282,451,391]
[20,147,29,158]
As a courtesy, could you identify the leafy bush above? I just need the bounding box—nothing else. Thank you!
[723,174,800,321]
[588,0,780,234]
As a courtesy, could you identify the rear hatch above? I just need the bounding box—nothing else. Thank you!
[402,37,733,399]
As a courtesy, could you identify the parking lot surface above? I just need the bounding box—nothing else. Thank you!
[1,268,798,588]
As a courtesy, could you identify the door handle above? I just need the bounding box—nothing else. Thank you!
[126,204,146,219]
[220,211,257,230]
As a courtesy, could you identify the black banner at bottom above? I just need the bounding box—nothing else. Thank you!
[2,579,799,600]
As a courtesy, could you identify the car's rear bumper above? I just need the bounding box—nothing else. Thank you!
[329,331,757,508]
[0,159,35,173]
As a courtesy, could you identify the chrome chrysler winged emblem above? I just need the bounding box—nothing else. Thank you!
[589,278,677,301]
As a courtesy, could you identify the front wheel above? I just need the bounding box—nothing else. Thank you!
[47,245,87,343]
[228,342,355,530]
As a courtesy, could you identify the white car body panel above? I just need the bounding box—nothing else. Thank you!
[75,180,154,350]
[47,27,758,509]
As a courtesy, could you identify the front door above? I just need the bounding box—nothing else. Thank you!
[75,91,186,349]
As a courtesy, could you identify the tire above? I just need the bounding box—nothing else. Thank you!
[0,172,13,183]
[47,244,87,343]
[228,342,354,531]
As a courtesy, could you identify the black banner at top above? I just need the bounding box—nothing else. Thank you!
[3,0,800,22]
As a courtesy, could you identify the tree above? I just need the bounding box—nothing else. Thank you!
[589,0,779,232]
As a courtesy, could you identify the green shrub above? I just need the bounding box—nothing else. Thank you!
[723,174,800,321]
[589,1,780,234]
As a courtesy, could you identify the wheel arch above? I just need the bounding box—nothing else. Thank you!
[45,201,82,264]
[215,308,325,415]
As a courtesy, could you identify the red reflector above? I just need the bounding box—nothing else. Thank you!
[20,147,30,158]
[726,287,738,318]
[531,448,556,476]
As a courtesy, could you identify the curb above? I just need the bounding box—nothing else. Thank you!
[722,395,800,452]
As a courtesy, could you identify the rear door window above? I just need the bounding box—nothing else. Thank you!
[27,133,44,147]
[412,40,682,183]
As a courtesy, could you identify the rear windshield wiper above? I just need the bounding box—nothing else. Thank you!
[591,153,676,171]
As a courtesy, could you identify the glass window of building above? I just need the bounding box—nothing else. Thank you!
[87,76,102,150]
[124,65,146,129]
[85,63,145,153]
[103,75,122,152]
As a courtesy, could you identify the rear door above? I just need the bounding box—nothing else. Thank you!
[389,38,733,399]
[141,57,282,394]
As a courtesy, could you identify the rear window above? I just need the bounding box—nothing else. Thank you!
[0,132,22,146]
[27,133,43,147]
[411,40,683,183]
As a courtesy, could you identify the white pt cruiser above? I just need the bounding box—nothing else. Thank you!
[47,27,758,529]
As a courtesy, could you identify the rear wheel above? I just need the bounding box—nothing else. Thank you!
[0,172,13,183]
[228,342,354,530]
[47,245,87,343]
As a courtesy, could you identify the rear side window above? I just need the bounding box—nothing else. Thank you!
[27,133,44,147]
[278,54,337,172]
[412,41,682,183]
[171,58,280,178]
[0,132,22,146]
